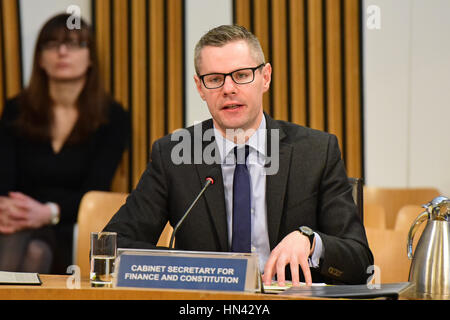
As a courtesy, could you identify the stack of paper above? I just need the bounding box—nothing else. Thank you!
[0,271,42,285]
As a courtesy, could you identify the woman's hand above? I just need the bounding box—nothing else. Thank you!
[0,196,19,234]
[0,192,53,233]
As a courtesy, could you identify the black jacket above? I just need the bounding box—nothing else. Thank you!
[105,113,373,284]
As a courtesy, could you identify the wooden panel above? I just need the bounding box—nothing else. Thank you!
[166,0,183,133]
[0,9,5,114]
[253,0,271,114]
[233,0,251,30]
[113,0,129,107]
[343,0,362,177]
[131,0,148,187]
[307,0,324,130]
[271,0,288,121]
[149,0,165,144]
[95,0,111,93]
[325,0,344,152]
[2,0,21,98]
[111,0,130,192]
[289,0,307,126]
[94,0,186,191]
[233,0,364,180]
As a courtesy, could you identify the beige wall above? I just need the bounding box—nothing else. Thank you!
[363,0,450,197]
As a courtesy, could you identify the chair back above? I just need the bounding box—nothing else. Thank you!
[76,191,174,276]
[363,187,440,229]
[394,205,424,232]
[348,177,363,222]
[394,205,426,255]
[76,191,128,277]
[363,203,387,229]
[365,227,411,283]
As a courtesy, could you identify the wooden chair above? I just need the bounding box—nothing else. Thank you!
[394,205,426,255]
[75,191,173,277]
[157,222,173,248]
[363,203,387,229]
[363,187,440,229]
[394,205,424,233]
[348,177,364,222]
[75,191,128,277]
[365,227,411,283]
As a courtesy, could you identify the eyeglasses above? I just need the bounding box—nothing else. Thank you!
[199,63,265,89]
[41,39,88,51]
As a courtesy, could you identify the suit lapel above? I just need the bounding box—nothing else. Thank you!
[265,115,292,249]
[194,120,229,251]
[192,115,292,251]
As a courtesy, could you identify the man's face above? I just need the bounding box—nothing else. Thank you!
[194,40,271,137]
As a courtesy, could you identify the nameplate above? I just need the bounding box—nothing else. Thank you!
[115,249,260,292]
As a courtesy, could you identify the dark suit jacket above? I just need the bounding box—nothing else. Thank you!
[104,114,373,284]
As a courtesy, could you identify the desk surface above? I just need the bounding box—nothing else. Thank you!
[0,275,430,300]
[0,275,310,300]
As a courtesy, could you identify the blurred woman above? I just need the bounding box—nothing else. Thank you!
[0,13,130,274]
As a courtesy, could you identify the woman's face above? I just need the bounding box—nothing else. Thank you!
[39,37,91,82]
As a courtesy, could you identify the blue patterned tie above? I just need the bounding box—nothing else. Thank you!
[231,146,251,253]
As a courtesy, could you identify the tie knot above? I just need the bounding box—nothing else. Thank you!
[234,145,250,165]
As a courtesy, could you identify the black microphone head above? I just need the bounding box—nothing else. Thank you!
[205,167,221,185]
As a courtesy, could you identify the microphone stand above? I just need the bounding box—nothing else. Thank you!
[169,178,214,249]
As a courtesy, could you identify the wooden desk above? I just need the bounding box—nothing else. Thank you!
[0,275,309,300]
[0,275,431,300]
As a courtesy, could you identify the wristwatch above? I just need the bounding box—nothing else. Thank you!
[298,226,314,250]
[47,202,60,225]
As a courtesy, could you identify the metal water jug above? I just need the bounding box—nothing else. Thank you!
[407,196,450,298]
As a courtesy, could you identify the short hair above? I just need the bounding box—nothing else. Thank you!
[194,25,265,74]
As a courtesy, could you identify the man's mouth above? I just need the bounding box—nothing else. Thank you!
[222,104,243,110]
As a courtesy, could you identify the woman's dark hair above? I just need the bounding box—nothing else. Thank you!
[16,13,110,143]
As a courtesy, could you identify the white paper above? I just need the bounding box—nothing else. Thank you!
[263,280,326,293]
[0,271,41,285]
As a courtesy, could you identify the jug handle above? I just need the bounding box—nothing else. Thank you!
[407,211,428,259]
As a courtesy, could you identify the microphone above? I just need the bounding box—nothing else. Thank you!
[169,169,218,249]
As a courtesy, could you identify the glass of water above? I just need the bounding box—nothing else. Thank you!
[90,232,117,287]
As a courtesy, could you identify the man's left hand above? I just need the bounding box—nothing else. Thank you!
[262,230,314,286]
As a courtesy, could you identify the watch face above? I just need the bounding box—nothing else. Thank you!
[300,226,313,236]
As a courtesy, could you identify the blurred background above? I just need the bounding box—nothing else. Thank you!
[0,0,448,197]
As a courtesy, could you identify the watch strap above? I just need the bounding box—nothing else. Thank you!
[299,226,314,250]
[46,202,60,225]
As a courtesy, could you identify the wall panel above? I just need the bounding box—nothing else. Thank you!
[235,0,364,179]
[94,0,185,190]
[0,0,22,115]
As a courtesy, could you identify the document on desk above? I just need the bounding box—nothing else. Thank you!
[263,281,327,294]
[0,271,42,285]
[281,282,411,299]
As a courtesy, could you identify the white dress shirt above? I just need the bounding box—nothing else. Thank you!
[213,116,323,273]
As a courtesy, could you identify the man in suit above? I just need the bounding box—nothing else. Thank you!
[104,25,373,285]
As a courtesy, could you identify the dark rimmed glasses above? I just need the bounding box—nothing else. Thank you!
[41,39,88,52]
[199,63,265,89]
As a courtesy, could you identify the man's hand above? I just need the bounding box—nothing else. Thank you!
[262,230,315,286]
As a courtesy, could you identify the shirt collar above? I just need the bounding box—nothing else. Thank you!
[214,115,267,164]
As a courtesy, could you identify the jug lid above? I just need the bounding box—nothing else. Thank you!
[423,196,450,221]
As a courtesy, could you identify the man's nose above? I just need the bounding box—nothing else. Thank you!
[222,74,237,94]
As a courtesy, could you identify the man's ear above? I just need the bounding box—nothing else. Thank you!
[262,63,272,93]
[194,75,206,101]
